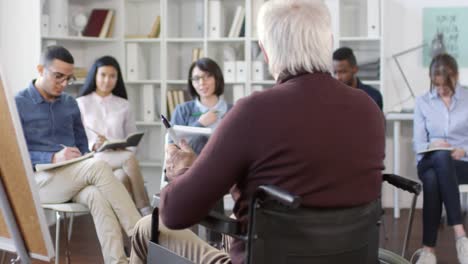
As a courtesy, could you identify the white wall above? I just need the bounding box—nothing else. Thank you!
[381,0,468,209]
[0,0,41,94]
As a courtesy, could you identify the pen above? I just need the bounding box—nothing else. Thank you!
[60,144,68,148]
[160,114,180,146]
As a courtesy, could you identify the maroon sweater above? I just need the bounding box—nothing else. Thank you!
[160,72,385,264]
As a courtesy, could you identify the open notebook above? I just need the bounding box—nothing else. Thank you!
[35,152,95,172]
[417,147,454,154]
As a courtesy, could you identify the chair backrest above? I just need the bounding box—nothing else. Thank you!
[246,199,381,264]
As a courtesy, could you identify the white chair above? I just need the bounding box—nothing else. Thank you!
[460,184,468,214]
[42,202,89,264]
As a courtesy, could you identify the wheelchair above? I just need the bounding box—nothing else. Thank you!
[148,173,421,264]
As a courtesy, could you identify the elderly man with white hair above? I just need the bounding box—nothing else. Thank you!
[129,1,385,263]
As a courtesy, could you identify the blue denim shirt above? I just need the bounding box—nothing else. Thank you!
[15,80,89,167]
[413,84,468,162]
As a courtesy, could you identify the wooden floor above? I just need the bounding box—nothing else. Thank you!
[3,209,461,263]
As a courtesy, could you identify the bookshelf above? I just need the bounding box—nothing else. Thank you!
[40,0,385,194]
[325,0,385,92]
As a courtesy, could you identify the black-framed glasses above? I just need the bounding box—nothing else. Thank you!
[190,73,213,83]
[46,68,76,86]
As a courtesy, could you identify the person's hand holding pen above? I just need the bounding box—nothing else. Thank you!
[52,144,82,163]
[198,110,218,127]
[165,140,197,181]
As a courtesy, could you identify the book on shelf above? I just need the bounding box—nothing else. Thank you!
[99,9,114,38]
[417,147,454,154]
[178,90,185,105]
[106,11,116,38]
[167,90,176,119]
[97,132,145,152]
[35,152,94,172]
[148,15,161,38]
[192,48,203,62]
[73,67,88,80]
[228,6,245,38]
[83,9,110,37]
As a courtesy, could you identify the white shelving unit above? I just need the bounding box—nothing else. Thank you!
[326,0,384,92]
[42,0,381,194]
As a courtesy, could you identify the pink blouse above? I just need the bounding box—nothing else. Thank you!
[76,92,137,150]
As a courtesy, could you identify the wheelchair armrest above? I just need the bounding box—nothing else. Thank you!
[383,173,421,195]
[199,210,244,239]
[255,185,301,208]
[152,193,244,238]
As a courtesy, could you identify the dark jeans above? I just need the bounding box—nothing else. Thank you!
[417,150,468,247]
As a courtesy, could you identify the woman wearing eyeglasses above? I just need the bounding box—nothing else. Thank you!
[76,56,152,216]
[171,57,232,154]
[170,57,232,248]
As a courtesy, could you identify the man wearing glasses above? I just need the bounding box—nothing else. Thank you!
[14,45,141,264]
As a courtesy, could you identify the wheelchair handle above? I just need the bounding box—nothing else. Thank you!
[256,185,301,208]
[383,173,421,195]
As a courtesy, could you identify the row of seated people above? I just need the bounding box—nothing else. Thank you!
[13,1,468,263]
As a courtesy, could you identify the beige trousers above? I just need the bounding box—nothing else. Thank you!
[95,150,150,210]
[36,158,142,264]
[129,215,231,264]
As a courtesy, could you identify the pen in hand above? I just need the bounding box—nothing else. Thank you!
[160,114,180,148]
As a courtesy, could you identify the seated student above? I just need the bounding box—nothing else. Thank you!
[171,57,232,155]
[77,56,152,216]
[129,1,385,263]
[413,53,468,264]
[333,46,383,110]
[15,45,141,264]
[171,57,232,247]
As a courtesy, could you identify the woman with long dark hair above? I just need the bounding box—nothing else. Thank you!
[77,56,152,216]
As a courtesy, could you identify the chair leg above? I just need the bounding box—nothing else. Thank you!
[0,250,6,264]
[63,212,71,264]
[68,214,74,242]
[462,193,467,216]
[55,211,61,264]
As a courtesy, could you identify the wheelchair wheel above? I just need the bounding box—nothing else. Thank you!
[378,248,411,264]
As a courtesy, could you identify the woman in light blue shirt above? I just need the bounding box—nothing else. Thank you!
[171,58,232,154]
[170,57,232,248]
[413,53,468,264]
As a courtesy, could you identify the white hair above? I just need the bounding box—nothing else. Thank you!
[257,0,333,78]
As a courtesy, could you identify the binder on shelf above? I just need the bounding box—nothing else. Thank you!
[48,0,68,36]
[232,85,244,103]
[148,16,161,38]
[252,61,265,81]
[228,6,245,38]
[367,0,380,37]
[223,61,236,82]
[251,0,265,38]
[142,85,155,122]
[41,15,50,36]
[83,9,110,37]
[208,0,225,38]
[99,10,114,38]
[235,61,246,82]
[126,43,147,81]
